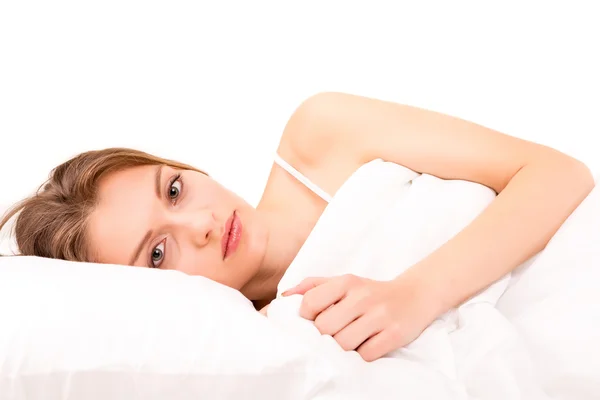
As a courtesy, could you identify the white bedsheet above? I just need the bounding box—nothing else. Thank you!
[266,159,600,399]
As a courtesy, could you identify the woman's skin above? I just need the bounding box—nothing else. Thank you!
[88,92,595,361]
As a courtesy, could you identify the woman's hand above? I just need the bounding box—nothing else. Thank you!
[282,273,442,362]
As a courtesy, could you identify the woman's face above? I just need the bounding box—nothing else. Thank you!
[88,164,269,291]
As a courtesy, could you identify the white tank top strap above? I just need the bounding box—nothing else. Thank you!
[273,153,333,203]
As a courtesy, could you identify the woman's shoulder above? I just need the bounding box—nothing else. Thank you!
[276,93,363,195]
[279,93,352,155]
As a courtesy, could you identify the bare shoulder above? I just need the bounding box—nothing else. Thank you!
[278,91,395,166]
[276,92,364,197]
[279,92,357,159]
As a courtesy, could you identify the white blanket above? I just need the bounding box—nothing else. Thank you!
[266,159,600,400]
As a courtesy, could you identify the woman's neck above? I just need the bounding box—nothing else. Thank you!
[240,207,306,305]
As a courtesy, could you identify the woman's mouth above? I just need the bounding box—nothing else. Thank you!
[222,211,242,259]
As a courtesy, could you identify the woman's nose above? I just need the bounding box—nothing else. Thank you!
[179,210,217,247]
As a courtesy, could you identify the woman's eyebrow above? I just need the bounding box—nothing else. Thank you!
[154,164,164,198]
[129,230,153,266]
[128,165,164,266]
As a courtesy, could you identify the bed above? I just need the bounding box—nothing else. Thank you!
[1,162,598,399]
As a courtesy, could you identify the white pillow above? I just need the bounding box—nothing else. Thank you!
[0,256,335,400]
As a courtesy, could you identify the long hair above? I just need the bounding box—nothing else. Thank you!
[0,148,203,261]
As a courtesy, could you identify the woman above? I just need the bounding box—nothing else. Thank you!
[0,92,595,362]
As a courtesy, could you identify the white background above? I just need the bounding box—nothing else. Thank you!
[1,1,598,250]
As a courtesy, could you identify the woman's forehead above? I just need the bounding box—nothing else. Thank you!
[88,165,159,266]
[97,165,158,198]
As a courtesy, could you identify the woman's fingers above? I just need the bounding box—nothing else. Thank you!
[332,312,382,352]
[313,294,363,336]
[281,277,329,296]
[356,323,404,362]
[298,278,347,320]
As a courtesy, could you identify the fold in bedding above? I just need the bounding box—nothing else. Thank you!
[267,159,600,400]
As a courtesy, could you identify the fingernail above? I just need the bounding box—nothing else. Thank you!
[281,290,291,296]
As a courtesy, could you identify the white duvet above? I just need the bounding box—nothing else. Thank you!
[266,159,600,400]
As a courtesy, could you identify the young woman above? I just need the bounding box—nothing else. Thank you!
[0,92,594,362]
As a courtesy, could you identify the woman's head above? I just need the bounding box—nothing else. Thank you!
[0,148,269,291]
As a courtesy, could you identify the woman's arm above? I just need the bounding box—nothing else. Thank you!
[285,92,595,317]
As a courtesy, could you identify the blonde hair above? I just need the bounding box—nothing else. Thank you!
[0,148,203,261]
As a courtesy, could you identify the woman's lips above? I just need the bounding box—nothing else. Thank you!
[222,211,242,259]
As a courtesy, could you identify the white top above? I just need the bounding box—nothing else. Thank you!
[273,153,333,203]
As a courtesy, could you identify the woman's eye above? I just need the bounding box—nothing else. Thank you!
[151,241,165,268]
[169,178,182,200]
